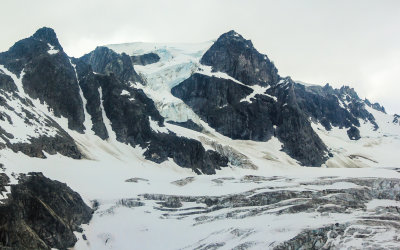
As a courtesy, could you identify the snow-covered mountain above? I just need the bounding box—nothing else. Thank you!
[0,27,400,249]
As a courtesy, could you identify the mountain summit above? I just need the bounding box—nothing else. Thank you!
[31,27,63,49]
[201,30,279,86]
[0,27,399,249]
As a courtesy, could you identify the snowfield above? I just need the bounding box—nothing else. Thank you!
[0,41,400,249]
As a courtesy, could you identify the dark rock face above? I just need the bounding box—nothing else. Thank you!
[131,52,160,66]
[0,172,92,249]
[9,135,82,159]
[172,74,274,141]
[79,49,229,174]
[0,89,82,159]
[71,58,109,139]
[200,30,279,86]
[294,84,378,131]
[0,27,85,132]
[31,27,63,51]
[273,80,328,166]
[94,73,163,146]
[162,197,182,208]
[0,27,62,76]
[0,28,228,174]
[172,74,327,166]
[365,98,386,113]
[347,126,361,140]
[294,84,358,129]
[80,46,142,83]
[22,55,85,132]
[0,72,17,92]
[166,119,203,132]
[0,27,384,170]
[172,31,381,166]
[173,32,330,166]
[394,114,400,125]
[274,224,347,250]
[0,172,10,196]
[144,133,228,174]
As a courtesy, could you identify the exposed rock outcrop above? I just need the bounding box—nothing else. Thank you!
[0,172,92,250]
[393,114,399,125]
[347,126,361,140]
[365,98,386,113]
[0,27,85,132]
[166,119,203,132]
[80,46,142,83]
[172,74,273,141]
[0,27,229,174]
[172,74,327,166]
[131,52,160,66]
[172,31,381,166]
[201,30,279,86]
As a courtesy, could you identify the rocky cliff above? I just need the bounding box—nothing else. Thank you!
[0,172,92,249]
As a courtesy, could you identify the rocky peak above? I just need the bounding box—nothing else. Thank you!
[31,27,62,50]
[365,98,386,113]
[0,28,86,132]
[393,114,400,125]
[200,30,279,86]
[80,46,142,83]
[217,30,253,46]
[339,86,360,100]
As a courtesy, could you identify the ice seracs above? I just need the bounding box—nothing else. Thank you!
[0,27,399,249]
[107,42,213,124]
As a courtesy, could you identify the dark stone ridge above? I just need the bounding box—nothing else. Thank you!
[22,54,85,131]
[200,30,279,86]
[274,224,347,250]
[0,27,62,76]
[293,83,378,135]
[394,114,400,125]
[0,28,384,169]
[78,51,228,174]
[172,73,274,141]
[0,71,17,92]
[0,28,228,173]
[31,27,63,50]
[71,58,109,139]
[80,46,142,83]
[173,31,380,166]
[161,197,182,208]
[8,135,82,159]
[347,126,361,140]
[0,172,10,195]
[144,133,228,175]
[166,119,203,132]
[365,98,386,113]
[0,27,85,132]
[131,52,160,66]
[172,74,327,166]
[0,172,92,250]
[96,72,163,145]
[0,91,82,159]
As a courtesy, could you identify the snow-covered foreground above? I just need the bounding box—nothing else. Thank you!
[1,121,400,249]
[1,40,400,249]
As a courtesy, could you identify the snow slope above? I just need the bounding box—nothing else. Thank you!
[0,41,399,249]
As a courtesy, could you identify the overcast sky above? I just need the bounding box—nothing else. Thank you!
[1,0,399,113]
